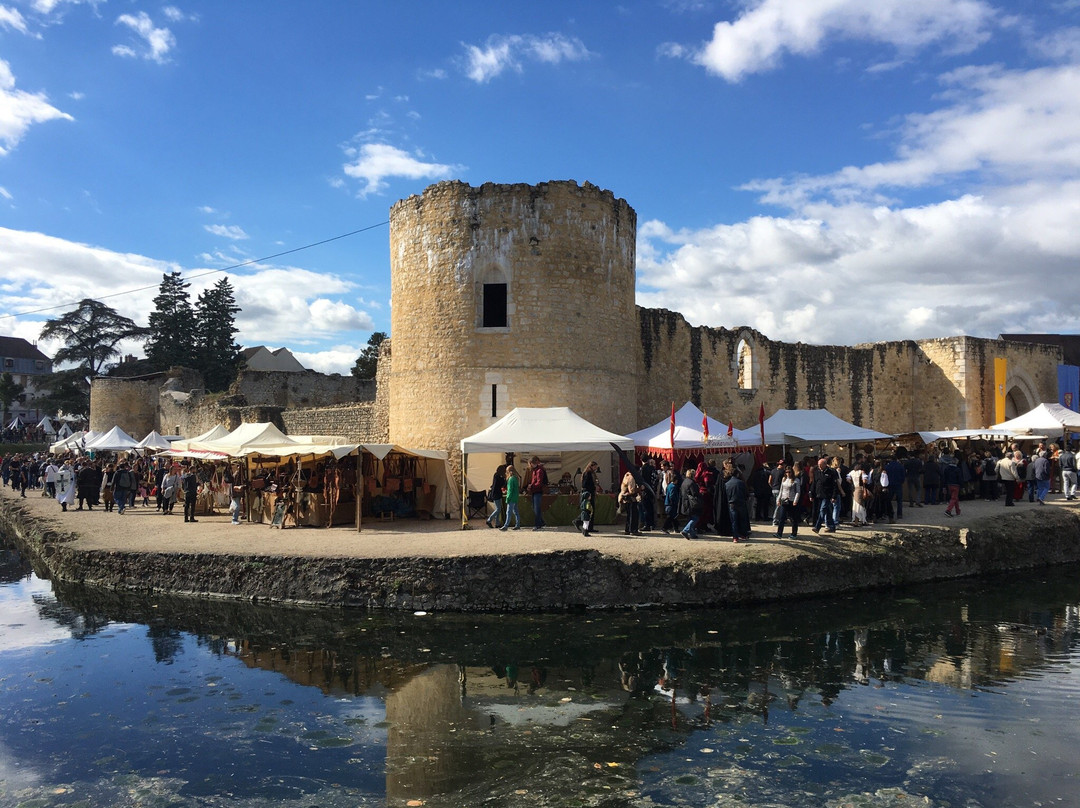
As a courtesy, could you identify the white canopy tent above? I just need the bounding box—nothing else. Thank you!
[6,416,24,430]
[50,429,94,453]
[459,407,635,527]
[161,424,232,458]
[85,425,140,452]
[991,403,1080,437]
[36,417,57,435]
[757,409,893,447]
[626,401,751,458]
[915,428,1042,444]
[137,430,175,451]
[461,407,635,455]
[56,423,73,440]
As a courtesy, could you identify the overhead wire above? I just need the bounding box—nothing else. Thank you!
[0,219,390,321]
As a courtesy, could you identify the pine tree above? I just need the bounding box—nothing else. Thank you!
[195,277,242,392]
[145,271,197,370]
[351,331,387,378]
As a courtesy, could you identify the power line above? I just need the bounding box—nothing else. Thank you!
[1,220,390,321]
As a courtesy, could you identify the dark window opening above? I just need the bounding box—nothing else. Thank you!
[491,384,498,417]
[483,283,507,328]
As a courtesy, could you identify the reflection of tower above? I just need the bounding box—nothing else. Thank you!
[384,664,477,801]
[388,180,639,456]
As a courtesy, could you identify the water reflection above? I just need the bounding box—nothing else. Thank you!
[1,533,1078,807]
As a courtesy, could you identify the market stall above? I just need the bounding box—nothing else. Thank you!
[459,407,634,528]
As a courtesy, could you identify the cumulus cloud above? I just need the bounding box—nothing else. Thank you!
[461,33,590,83]
[0,59,73,156]
[0,228,380,372]
[684,0,995,81]
[342,142,459,197]
[743,63,1080,207]
[113,12,176,64]
[637,187,1080,346]
[204,223,249,240]
[293,344,368,375]
[638,54,1080,346]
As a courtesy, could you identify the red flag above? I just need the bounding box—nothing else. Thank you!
[759,403,766,447]
[702,409,709,443]
[669,402,676,449]
[727,421,734,437]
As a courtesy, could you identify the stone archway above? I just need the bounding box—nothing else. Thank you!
[1003,368,1039,420]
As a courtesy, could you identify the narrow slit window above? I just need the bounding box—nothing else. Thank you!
[483,283,507,328]
[491,384,498,417]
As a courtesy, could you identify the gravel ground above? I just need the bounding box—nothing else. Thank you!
[5,483,1071,563]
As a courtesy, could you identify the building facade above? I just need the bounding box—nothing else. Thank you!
[0,336,53,425]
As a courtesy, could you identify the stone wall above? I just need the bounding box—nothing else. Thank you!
[388,180,638,459]
[232,369,374,409]
[281,402,385,442]
[89,375,164,435]
[637,309,1062,434]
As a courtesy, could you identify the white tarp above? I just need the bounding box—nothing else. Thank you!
[756,409,893,446]
[193,422,298,456]
[137,430,174,451]
[991,402,1080,434]
[85,425,140,452]
[460,407,634,454]
[627,401,748,453]
[916,428,1037,443]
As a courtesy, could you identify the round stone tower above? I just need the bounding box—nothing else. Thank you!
[388,180,639,454]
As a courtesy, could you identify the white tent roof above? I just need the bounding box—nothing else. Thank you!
[164,424,231,454]
[137,430,174,450]
[916,428,1036,443]
[460,407,634,454]
[757,409,893,445]
[36,416,57,434]
[991,402,1080,434]
[627,401,750,453]
[85,425,140,451]
[6,416,24,429]
[196,422,299,456]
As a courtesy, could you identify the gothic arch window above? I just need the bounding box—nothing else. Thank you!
[735,338,754,390]
[477,266,509,330]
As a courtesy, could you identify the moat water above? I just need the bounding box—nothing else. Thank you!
[1,536,1078,808]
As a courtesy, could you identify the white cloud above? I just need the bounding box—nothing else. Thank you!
[461,33,590,83]
[638,52,1080,347]
[113,12,176,64]
[0,186,11,200]
[293,345,368,375]
[688,0,996,81]
[0,59,73,156]
[0,228,382,371]
[342,142,460,197]
[743,63,1080,207]
[204,223,249,240]
[0,5,28,33]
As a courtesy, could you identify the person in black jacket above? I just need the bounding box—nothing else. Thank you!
[811,457,840,534]
[181,464,200,522]
[485,464,506,528]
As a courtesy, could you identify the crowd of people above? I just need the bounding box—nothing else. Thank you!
[0,451,246,524]
[477,438,1077,544]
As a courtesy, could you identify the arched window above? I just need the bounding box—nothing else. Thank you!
[736,338,753,390]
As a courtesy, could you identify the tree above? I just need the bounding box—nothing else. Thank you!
[351,331,387,378]
[0,372,24,424]
[32,370,88,418]
[38,298,147,376]
[195,277,242,391]
[145,271,197,370]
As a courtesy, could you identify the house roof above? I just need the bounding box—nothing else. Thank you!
[0,336,50,362]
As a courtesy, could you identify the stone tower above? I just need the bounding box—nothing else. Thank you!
[388,180,639,454]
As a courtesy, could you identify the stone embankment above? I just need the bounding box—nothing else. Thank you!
[2,486,1079,612]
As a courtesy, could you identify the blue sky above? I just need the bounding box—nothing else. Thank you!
[1,0,1079,374]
